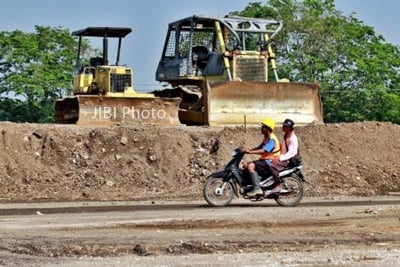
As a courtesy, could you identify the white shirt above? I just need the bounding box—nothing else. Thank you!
[279,131,298,161]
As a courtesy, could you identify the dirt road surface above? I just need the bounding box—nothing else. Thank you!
[1,196,400,266]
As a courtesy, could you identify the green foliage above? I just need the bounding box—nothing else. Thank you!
[233,0,400,123]
[0,98,29,122]
[0,26,77,123]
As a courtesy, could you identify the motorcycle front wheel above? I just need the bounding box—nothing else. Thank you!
[203,177,234,207]
[275,175,304,207]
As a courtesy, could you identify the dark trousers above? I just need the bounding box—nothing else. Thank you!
[270,160,289,185]
[243,160,271,186]
[253,159,272,179]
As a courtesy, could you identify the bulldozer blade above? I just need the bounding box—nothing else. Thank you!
[189,81,323,126]
[55,95,181,126]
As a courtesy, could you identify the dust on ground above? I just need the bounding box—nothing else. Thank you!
[1,120,400,202]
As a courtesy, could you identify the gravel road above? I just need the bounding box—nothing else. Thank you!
[0,196,399,266]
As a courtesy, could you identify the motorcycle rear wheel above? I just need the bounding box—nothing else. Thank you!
[203,177,234,207]
[275,175,303,207]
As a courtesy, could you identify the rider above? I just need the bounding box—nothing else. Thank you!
[244,118,281,196]
[269,119,301,190]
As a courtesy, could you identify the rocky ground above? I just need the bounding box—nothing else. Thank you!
[1,121,400,202]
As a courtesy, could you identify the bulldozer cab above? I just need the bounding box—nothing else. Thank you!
[73,27,131,68]
[156,15,283,84]
[72,27,136,95]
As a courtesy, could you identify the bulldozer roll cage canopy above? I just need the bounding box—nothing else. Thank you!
[72,27,132,38]
[72,27,132,68]
[167,15,282,50]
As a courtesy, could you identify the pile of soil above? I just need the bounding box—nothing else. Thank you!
[0,121,399,202]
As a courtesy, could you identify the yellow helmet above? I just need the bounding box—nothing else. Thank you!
[261,117,275,130]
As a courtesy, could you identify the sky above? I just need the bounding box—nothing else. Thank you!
[1,0,399,92]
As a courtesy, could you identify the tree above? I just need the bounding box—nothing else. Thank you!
[232,0,400,123]
[0,26,77,123]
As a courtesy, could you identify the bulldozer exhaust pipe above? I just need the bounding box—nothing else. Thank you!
[103,34,108,65]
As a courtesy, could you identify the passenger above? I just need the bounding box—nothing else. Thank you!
[280,119,300,164]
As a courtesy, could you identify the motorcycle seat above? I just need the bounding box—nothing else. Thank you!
[279,165,302,177]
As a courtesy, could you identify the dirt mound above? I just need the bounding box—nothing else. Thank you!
[0,121,399,202]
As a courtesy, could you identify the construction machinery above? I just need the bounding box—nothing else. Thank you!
[155,15,323,126]
[55,27,180,125]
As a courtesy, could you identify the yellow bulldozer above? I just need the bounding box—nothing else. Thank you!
[55,27,180,126]
[55,16,322,127]
[155,15,323,126]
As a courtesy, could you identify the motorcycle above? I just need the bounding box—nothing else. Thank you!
[203,148,307,207]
